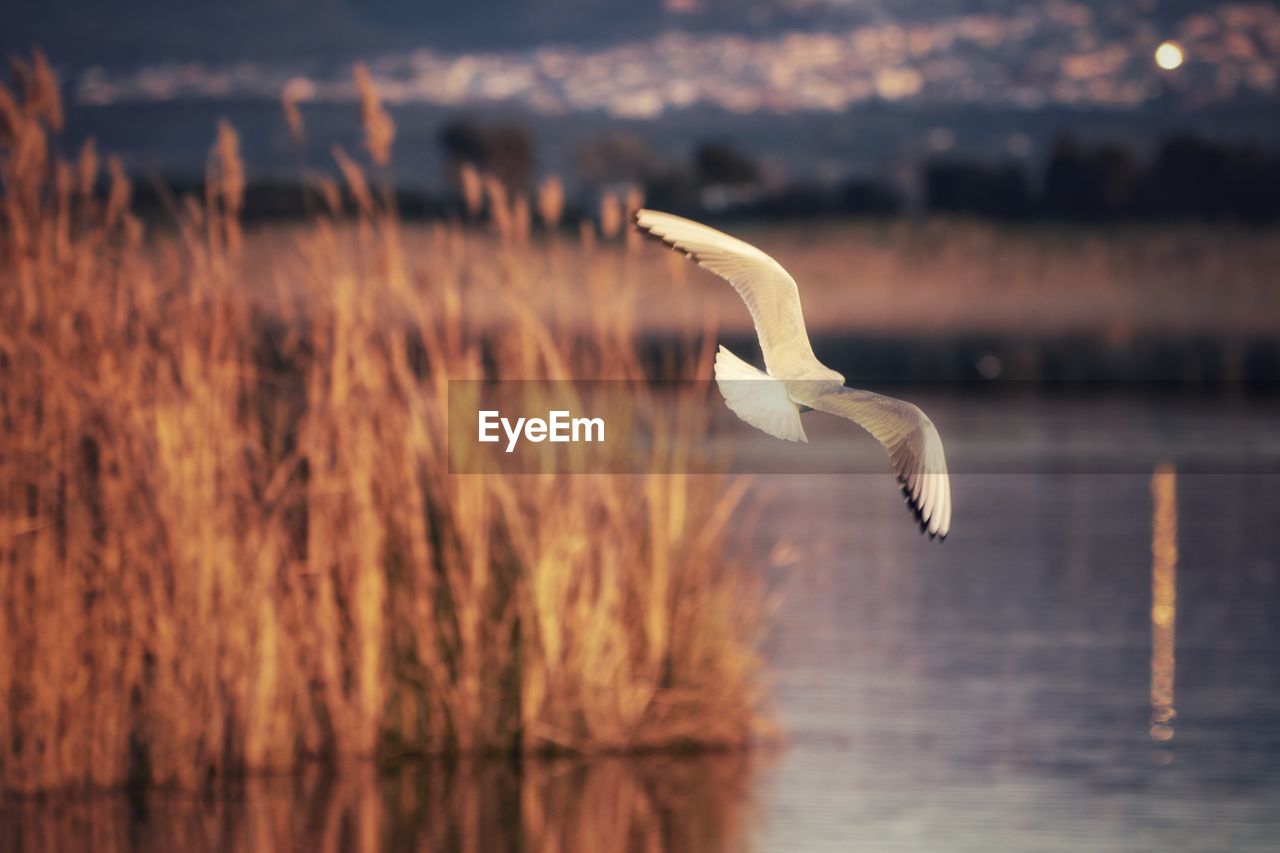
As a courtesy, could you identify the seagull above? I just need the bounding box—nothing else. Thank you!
[635,209,952,539]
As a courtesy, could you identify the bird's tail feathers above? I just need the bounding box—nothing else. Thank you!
[714,345,808,443]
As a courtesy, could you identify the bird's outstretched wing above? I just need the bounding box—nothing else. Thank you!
[789,383,952,539]
[635,209,824,378]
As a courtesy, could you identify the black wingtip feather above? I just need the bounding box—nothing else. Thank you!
[898,473,945,541]
[633,215,706,265]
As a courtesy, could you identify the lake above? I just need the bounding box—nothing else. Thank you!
[6,394,1279,852]
[750,392,1280,852]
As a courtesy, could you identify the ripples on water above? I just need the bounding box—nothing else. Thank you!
[754,396,1280,852]
[5,396,1279,852]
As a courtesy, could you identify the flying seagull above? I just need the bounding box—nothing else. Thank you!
[635,209,952,539]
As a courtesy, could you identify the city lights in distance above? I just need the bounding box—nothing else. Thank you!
[1155,41,1184,71]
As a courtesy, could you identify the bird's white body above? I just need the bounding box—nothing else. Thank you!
[635,208,953,539]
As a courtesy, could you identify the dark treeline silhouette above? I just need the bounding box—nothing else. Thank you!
[927,133,1280,223]
[588,130,1280,223]
[592,136,903,219]
[127,179,452,223]
[439,118,535,193]
[127,124,1280,225]
[694,141,760,187]
[923,161,1033,219]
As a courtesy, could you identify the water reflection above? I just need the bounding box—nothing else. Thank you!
[1,753,756,853]
[1150,463,1179,747]
[8,398,1280,852]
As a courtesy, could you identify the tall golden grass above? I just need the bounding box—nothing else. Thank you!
[0,54,769,794]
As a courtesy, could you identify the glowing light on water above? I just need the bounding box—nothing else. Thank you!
[1155,41,1184,71]
[1149,464,1178,746]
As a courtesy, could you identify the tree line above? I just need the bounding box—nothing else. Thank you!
[925,134,1280,223]
[434,120,1280,223]
[128,118,1280,224]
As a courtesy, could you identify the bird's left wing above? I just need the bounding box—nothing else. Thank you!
[789,383,952,539]
[634,209,824,378]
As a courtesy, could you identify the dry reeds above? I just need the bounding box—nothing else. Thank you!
[353,63,394,168]
[280,79,306,149]
[0,54,768,794]
[536,176,564,229]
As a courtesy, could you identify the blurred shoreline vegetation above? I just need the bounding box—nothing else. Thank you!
[114,114,1280,226]
[0,52,772,795]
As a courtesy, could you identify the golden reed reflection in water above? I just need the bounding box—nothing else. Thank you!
[1150,464,1178,748]
[0,753,756,853]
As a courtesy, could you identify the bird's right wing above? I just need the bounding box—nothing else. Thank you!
[790,383,952,539]
[635,209,822,377]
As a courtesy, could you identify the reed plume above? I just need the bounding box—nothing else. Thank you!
[280,78,307,148]
[537,176,565,228]
[459,162,483,218]
[599,191,622,239]
[353,62,394,168]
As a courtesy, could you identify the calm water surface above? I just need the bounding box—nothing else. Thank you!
[750,394,1280,852]
[7,396,1279,852]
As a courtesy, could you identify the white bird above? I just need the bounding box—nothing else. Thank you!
[635,209,952,539]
